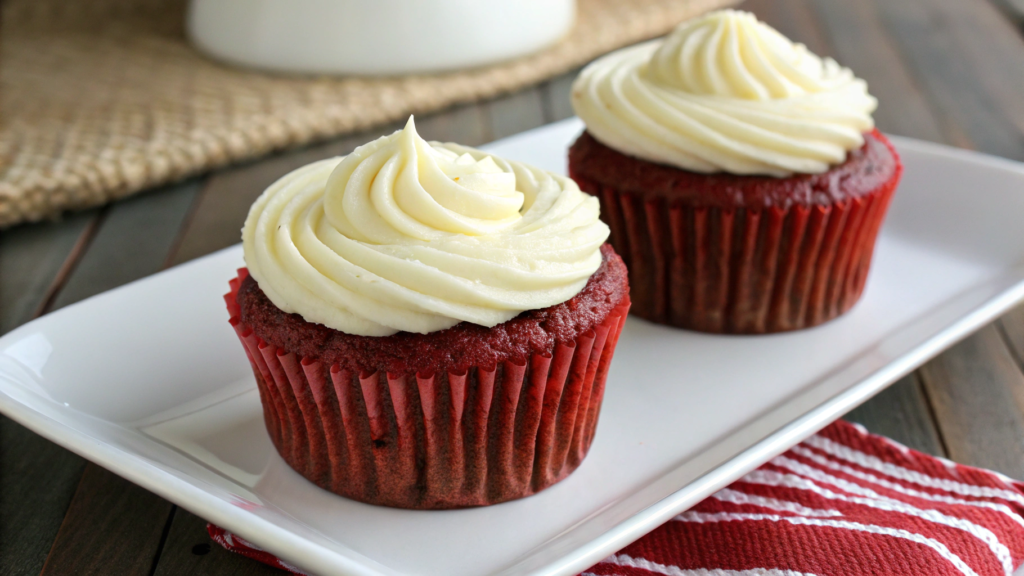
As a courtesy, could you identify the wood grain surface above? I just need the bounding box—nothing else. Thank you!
[3,1,1024,574]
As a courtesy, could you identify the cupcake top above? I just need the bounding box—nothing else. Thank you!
[571,9,878,177]
[242,117,610,337]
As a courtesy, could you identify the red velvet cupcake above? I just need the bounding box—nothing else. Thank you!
[569,10,902,334]
[229,117,629,509]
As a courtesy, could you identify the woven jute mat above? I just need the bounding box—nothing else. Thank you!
[1,0,735,229]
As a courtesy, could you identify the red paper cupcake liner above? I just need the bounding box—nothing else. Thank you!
[570,172,899,334]
[226,269,630,509]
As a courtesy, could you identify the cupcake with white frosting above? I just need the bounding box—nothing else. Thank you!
[569,9,901,333]
[226,117,630,509]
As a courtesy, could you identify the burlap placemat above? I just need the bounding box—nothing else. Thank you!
[1,0,735,228]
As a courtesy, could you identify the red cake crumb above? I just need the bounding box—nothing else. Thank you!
[237,244,629,376]
[568,129,899,209]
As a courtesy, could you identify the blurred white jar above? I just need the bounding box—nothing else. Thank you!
[187,0,576,76]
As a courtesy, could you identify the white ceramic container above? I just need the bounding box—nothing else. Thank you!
[187,0,576,75]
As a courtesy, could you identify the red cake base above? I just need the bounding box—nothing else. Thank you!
[569,130,902,334]
[226,246,630,509]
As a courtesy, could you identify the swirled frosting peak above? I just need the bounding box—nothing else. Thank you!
[242,116,610,336]
[572,9,878,176]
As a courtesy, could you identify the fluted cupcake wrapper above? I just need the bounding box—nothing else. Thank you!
[571,173,899,334]
[226,269,630,509]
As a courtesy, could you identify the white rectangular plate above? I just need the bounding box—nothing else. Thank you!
[3,119,1024,576]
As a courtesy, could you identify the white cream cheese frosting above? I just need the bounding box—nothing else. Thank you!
[571,9,878,177]
[242,117,610,336]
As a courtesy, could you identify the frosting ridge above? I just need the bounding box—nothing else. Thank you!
[571,9,878,176]
[242,117,609,336]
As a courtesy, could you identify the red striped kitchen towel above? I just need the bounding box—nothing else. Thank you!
[210,420,1024,575]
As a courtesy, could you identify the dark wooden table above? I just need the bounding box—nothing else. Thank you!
[5,1,1024,574]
